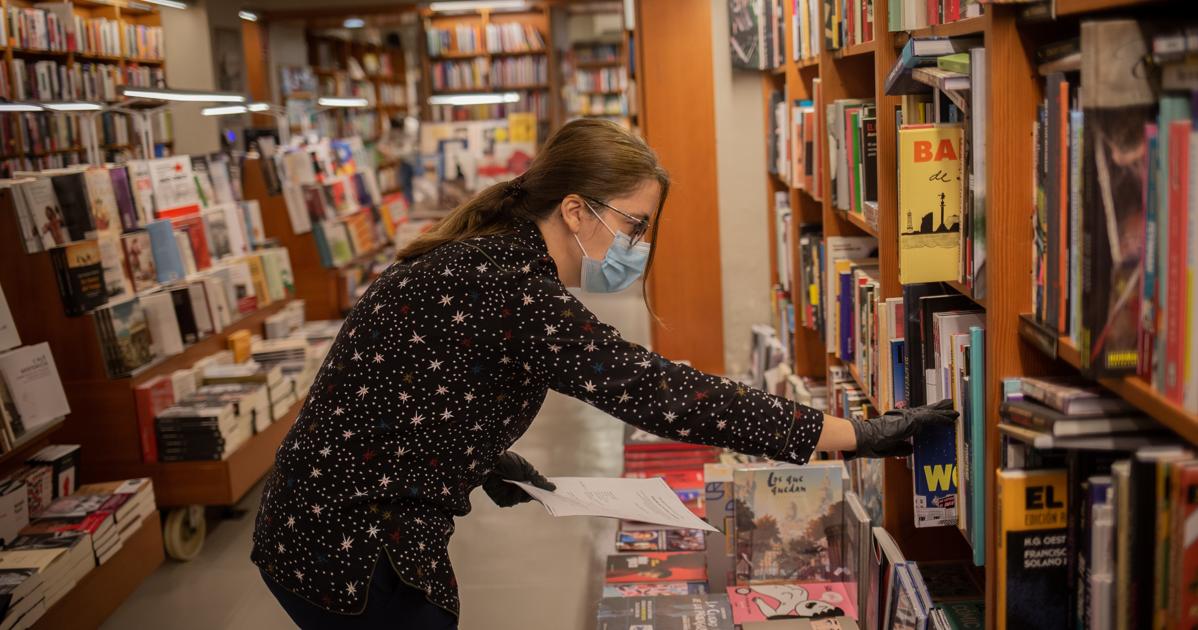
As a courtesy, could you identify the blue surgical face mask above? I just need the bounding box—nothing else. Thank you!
[574,202,651,293]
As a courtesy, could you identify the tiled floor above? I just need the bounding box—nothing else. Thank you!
[104,287,650,630]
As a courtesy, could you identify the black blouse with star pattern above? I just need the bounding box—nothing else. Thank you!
[250,220,825,616]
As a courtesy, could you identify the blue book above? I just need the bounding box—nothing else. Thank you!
[145,220,184,283]
[968,326,986,565]
[912,415,958,529]
[310,221,334,269]
[840,270,854,360]
[891,339,907,409]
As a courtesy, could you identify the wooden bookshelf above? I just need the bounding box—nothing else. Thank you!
[29,512,165,630]
[0,0,170,173]
[760,1,1198,627]
[419,4,561,129]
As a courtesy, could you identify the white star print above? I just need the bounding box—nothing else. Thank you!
[429,359,443,371]
[294,570,304,582]
[277,542,285,553]
[465,445,475,455]
[544,324,558,335]
[664,411,678,423]
[441,484,451,496]
[452,311,468,324]
[348,328,357,337]
[637,359,651,368]
[372,303,384,313]
[435,385,449,395]
[319,446,332,457]
[410,332,425,344]
[439,294,452,306]
[583,341,599,352]
[522,362,532,372]
[414,518,425,526]
[500,355,512,364]
[468,460,478,470]
[398,392,411,402]
[286,516,296,528]
[441,409,454,420]
[716,419,728,430]
[367,525,380,538]
[311,504,323,517]
[502,416,513,426]
[520,264,531,273]
[678,428,691,437]
[431,560,439,569]
[410,413,424,426]
[379,475,392,488]
[522,294,534,305]
[309,466,322,478]
[476,262,488,272]
[771,398,784,410]
[554,294,571,301]
[342,430,355,440]
[333,406,344,416]
[441,266,454,276]
[373,353,384,363]
[346,580,358,595]
[617,391,632,403]
[470,422,483,431]
[417,541,426,550]
[548,344,561,353]
[583,380,597,393]
[356,385,369,398]
[398,277,409,287]
[353,487,366,498]
[464,392,475,402]
[352,350,362,361]
[396,446,408,457]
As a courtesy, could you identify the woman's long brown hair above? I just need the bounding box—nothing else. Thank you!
[395,119,670,305]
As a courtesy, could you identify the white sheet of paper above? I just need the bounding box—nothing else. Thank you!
[511,476,718,532]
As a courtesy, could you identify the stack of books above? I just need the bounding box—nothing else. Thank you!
[154,396,250,463]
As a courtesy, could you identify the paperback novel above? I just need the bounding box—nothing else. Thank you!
[898,124,964,285]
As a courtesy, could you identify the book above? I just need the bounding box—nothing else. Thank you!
[96,234,132,302]
[120,231,157,293]
[108,166,139,232]
[172,214,211,271]
[27,445,80,499]
[82,168,118,235]
[144,220,184,284]
[604,552,707,584]
[49,240,107,317]
[0,286,19,353]
[20,178,66,250]
[597,594,734,630]
[1000,398,1155,437]
[890,563,929,630]
[140,292,183,356]
[1015,376,1135,416]
[92,298,154,379]
[727,582,858,623]
[898,124,964,284]
[148,156,201,219]
[996,468,1069,629]
[49,172,94,242]
[734,462,845,584]
[602,583,706,598]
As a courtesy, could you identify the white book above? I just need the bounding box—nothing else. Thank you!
[0,285,20,352]
[147,156,200,217]
[0,343,69,432]
[125,160,156,225]
[280,183,312,236]
[186,283,214,337]
[139,292,183,357]
[201,276,232,330]
[174,232,197,277]
[96,233,132,302]
[169,368,197,401]
[82,167,119,236]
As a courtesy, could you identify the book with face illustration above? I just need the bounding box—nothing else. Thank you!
[727,582,858,624]
[733,461,846,584]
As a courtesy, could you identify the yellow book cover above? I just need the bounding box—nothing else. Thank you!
[244,255,272,308]
[227,329,251,363]
[899,124,964,285]
[996,468,1069,630]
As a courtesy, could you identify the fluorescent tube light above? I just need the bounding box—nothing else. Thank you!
[343,17,365,28]
[238,10,258,21]
[317,97,369,108]
[43,102,103,111]
[0,103,44,112]
[143,0,187,9]
[247,102,271,112]
[430,1,526,12]
[428,92,520,106]
[120,87,246,103]
[202,105,249,116]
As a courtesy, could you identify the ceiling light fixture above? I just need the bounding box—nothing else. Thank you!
[317,96,369,108]
[429,1,526,12]
[238,10,258,21]
[142,0,187,9]
[202,105,249,116]
[42,102,104,111]
[0,103,44,112]
[428,92,520,106]
[343,17,365,28]
[120,87,246,103]
[247,102,271,112]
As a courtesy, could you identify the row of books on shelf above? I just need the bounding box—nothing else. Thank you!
[427,95,549,123]
[133,303,336,463]
[429,59,489,91]
[995,378,1196,629]
[4,4,163,61]
[728,0,785,71]
[425,22,546,57]
[491,56,547,87]
[574,68,625,94]
[887,0,982,34]
[768,84,824,198]
[570,94,628,118]
[1028,20,1198,415]
[0,334,69,458]
[376,83,404,108]
[790,0,821,61]
[574,43,620,64]
[0,443,158,630]
[824,0,875,52]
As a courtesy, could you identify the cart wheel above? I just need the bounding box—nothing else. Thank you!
[163,505,206,561]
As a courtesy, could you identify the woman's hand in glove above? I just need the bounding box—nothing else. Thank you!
[482,451,557,507]
[847,399,959,459]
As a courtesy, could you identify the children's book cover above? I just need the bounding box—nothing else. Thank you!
[898,124,964,285]
[728,582,858,623]
[912,420,958,528]
[734,462,846,584]
[604,552,707,584]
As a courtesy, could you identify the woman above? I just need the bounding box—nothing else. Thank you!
[252,120,954,629]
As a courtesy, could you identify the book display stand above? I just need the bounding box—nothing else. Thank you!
[757,1,1197,627]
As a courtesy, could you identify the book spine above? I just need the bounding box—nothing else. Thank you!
[1046,78,1062,332]
[1166,120,1190,401]
[1187,125,1198,413]
[968,326,985,566]
[1057,78,1070,334]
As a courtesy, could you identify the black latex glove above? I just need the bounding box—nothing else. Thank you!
[847,399,959,459]
[482,451,557,507]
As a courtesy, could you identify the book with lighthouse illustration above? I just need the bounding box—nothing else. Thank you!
[898,123,964,285]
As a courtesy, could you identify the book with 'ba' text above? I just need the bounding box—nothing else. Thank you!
[898,124,964,285]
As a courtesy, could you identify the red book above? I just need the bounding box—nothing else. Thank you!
[945,0,960,23]
[1175,462,1198,628]
[604,552,707,584]
[133,375,174,463]
[1166,120,1190,402]
[927,0,940,25]
[171,214,212,271]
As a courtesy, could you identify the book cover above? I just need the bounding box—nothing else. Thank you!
[1176,461,1198,629]
[20,177,66,250]
[727,582,858,623]
[728,0,765,69]
[133,376,173,463]
[49,172,94,242]
[140,292,184,357]
[898,124,964,285]
[109,166,139,232]
[603,582,707,598]
[96,234,132,302]
[996,468,1069,629]
[324,220,355,266]
[0,286,19,353]
[241,200,266,248]
[912,413,957,528]
[1016,376,1135,416]
[734,462,845,584]
[0,343,69,432]
[201,208,232,260]
[889,563,926,630]
[853,456,884,527]
[605,552,707,584]
[172,214,212,271]
[82,167,119,235]
[120,231,158,293]
[126,160,157,225]
[145,220,184,284]
[597,594,734,630]
[169,287,199,345]
[967,327,985,566]
[149,156,201,219]
[50,240,107,316]
[96,298,154,378]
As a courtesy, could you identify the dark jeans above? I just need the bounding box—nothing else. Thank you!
[260,559,458,629]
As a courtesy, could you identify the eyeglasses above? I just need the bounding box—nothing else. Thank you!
[583,196,652,246]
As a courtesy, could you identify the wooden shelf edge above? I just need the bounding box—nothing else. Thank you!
[797,56,821,69]
[1053,0,1162,15]
[835,208,880,238]
[834,40,877,59]
[0,418,66,471]
[29,512,165,630]
[946,279,986,309]
[1017,315,1198,445]
[897,15,989,41]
